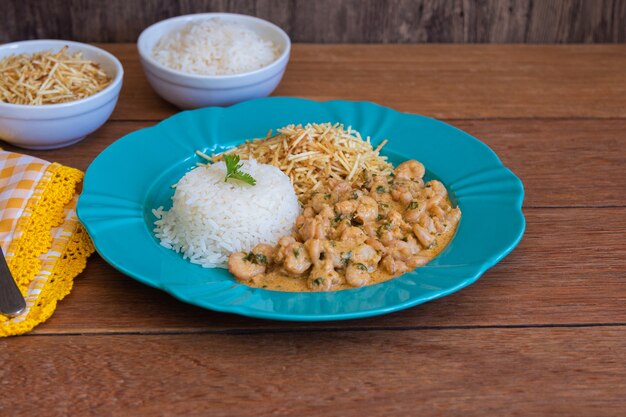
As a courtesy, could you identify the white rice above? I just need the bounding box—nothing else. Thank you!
[153,159,300,268]
[152,18,280,75]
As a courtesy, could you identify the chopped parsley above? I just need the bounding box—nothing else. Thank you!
[244,252,268,264]
[407,201,419,210]
[354,263,368,271]
[376,185,385,193]
[341,251,352,266]
[334,213,354,224]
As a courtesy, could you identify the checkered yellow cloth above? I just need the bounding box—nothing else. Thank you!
[0,150,94,336]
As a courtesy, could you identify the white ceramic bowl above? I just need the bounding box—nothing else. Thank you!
[137,13,291,109]
[0,40,123,150]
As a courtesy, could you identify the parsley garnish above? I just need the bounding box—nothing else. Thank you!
[244,252,268,264]
[223,154,256,186]
[354,263,368,271]
[341,251,352,266]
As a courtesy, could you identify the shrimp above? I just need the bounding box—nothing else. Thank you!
[355,195,379,223]
[340,226,368,245]
[345,262,370,287]
[298,212,331,241]
[426,180,447,197]
[228,252,266,281]
[380,255,408,275]
[308,259,341,291]
[395,160,425,181]
[304,239,323,262]
[251,243,275,262]
[310,192,334,213]
[404,204,426,223]
[386,239,420,260]
[365,237,386,254]
[283,242,312,275]
[331,180,353,200]
[413,224,435,248]
[351,243,381,267]
[274,236,297,264]
[405,255,430,269]
[391,189,413,206]
[335,199,358,216]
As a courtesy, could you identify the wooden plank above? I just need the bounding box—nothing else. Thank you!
[3,0,625,43]
[27,206,626,334]
[88,44,626,121]
[2,328,625,416]
[5,119,625,208]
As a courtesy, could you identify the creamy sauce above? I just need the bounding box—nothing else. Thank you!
[256,223,457,292]
[228,160,461,292]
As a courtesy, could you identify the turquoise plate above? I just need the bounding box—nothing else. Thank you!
[77,98,525,321]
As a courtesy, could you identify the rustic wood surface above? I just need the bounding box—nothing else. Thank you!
[2,329,626,416]
[4,0,626,43]
[1,44,626,416]
[94,44,626,120]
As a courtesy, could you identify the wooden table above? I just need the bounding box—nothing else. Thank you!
[2,44,626,416]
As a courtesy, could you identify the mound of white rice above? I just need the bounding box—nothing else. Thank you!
[153,159,299,268]
[152,18,279,75]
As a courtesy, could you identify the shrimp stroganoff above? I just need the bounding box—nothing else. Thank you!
[204,123,461,292]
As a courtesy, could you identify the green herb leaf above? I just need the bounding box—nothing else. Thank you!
[223,154,256,186]
[341,251,352,266]
[407,201,419,210]
[354,263,368,271]
[244,252,268,265]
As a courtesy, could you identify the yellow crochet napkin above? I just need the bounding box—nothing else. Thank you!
[0,150,94,336]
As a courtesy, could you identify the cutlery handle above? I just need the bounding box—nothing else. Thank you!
[0,248,26,316]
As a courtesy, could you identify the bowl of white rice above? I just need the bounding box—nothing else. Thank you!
[137,13,290,108]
